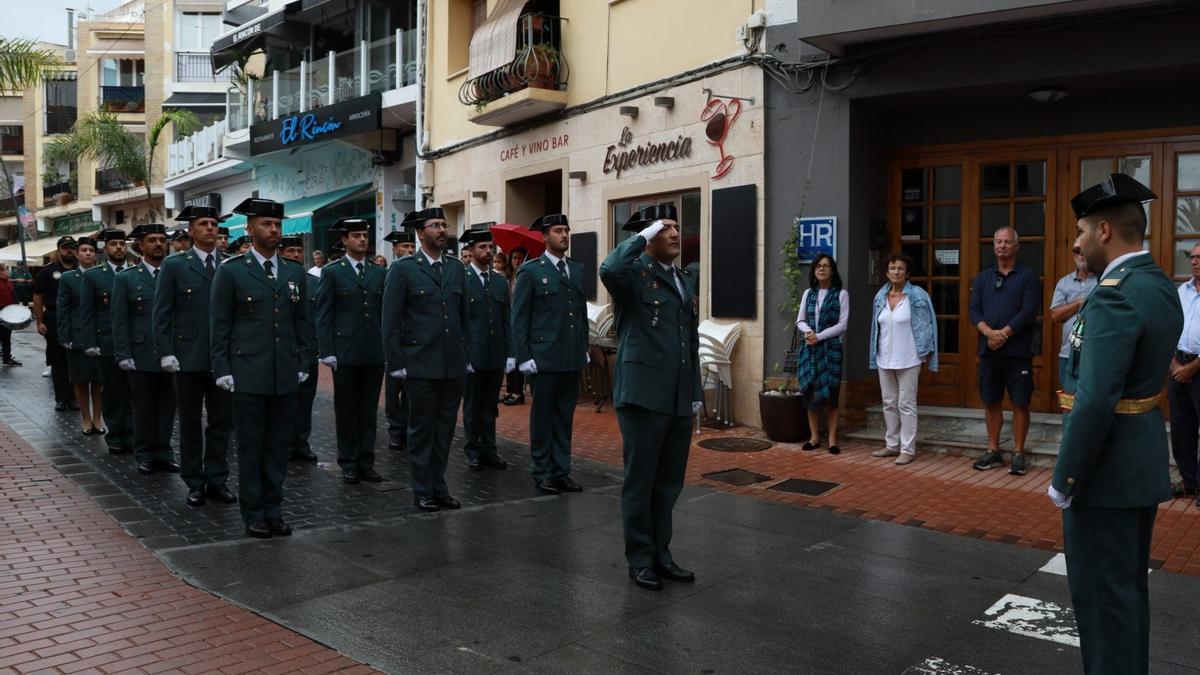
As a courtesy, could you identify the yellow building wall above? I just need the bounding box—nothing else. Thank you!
[427,0,763,149]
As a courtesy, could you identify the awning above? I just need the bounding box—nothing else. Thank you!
[0,236,63,265]
[210,1,302,73]
[44,70,77,81]
[468,0,529,77]
[226,183,371,238]
[163,93,225,108]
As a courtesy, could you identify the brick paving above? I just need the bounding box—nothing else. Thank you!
[0,419,375,674]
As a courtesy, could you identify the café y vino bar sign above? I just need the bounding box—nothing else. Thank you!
[251,93,382,156]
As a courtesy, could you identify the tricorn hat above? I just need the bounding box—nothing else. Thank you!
[231,198,285,219]
[332,217,370,233]
[529,214,569,232]
[175,205,225,222]
[461,229,493,246]
[279,235,303,249]
[383,230,414,244]
[75,236,97,249]
[1071,173,1157,220]
[130,224,167,239]
[622,204,678,232]
[228,235,251,249]
[401,207,445,229]
[96,228,127,242]
[217,226,230,237]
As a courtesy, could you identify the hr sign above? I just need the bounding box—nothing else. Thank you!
[795,216,836,263]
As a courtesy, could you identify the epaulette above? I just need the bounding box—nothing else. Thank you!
[1099,266,1134,289]
[165,250,186,260]
[280,257,301,268]
[222,253,245,264]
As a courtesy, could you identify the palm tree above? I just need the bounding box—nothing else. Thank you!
[44,109,200,221]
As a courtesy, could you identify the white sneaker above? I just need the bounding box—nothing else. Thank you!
[41,366,50,377]
[895,453,915,465]
[871,447,900,458]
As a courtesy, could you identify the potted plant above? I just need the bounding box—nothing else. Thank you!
[525,42,559,90]
[759,191,811,442]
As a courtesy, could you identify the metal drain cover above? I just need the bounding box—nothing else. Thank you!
[702,468,772,486]
[769,478,840,496]
[697,437,773,453]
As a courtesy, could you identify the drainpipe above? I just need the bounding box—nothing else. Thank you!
[414,0,428,208]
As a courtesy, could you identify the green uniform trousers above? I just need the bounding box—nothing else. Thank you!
[98,359,133,452]
[333,364,384,472]
[462,368,504,462]
[175,371,231,491]
[233,392,295,525]
[1063,504,1156,675]
[130,371,176,464]
[405,377,464,500]
[385,374,408,448]
[528,371,579,481]
[293,362,319,455]
[617,405,691,568]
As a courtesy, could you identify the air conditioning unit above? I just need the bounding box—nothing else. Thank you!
[64,49,76,64]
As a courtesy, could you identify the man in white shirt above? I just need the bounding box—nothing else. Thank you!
[1169,241,1200,501]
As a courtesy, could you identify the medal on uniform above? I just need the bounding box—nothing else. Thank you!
[288,280,300,303]
[1069,316,1084,351]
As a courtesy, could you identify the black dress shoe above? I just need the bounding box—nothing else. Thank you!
[503,394,525,406]
[54,401,68,412]
[359,467,383,483]
[289,447,319,462]
[153,460,181,473]
[245,522,272,538]
[414,497,440,512]
[628,567,663,591]
[343,469,360,484]
[654,562,695,583]
[827,445,841,455]
[479,455,508,470]
[435,495,461,509]
[136,461,154,475]
[388,439,406,451]
[267,519,292,536]
[534,479,561,495]
[466,457,483,471]
[206,485,238,504]
[108,446,130,455]
[554,476,583,493]
[185,489,205,507]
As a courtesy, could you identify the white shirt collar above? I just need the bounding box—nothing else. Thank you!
[108,261,123,273]
[192,247,214,264]
[141,260,160,274]
[249,246,279,272]
[470,262,489,278]
[1102,250,1147,280]
[419,248,442,265]
[542,251,564,267]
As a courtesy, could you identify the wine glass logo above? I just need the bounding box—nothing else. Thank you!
[701,97,741,179]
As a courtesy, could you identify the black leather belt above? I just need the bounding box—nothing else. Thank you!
[1178,350,1198,364]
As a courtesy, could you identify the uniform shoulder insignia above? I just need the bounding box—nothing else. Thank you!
[1099,278,1121,287]
[1099,266,1134,288]
[280,257,301,267]
[222,253,245,264]
[165,250,185,260]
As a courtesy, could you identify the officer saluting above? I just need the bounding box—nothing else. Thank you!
[112,224,179,475]
[1050,174,1182,673]
[382,230,415,451]
[600,204,702,591]
[317,218,387,484]
[80,229,134,454]
[153,205,236,507]
[382,207,470,512]
[511,214,588,494]
[280,235,320,463]
[210,198,312,538]
[460,228,515,470]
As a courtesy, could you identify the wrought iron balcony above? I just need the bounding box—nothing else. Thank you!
[177,53,231,83]
[458,14,569,110]
[100,85,145,113]
[42,181,71,202]
[95,167,132,194]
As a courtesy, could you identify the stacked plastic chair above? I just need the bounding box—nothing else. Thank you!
[697,319,741,426]
[587,301,614,340]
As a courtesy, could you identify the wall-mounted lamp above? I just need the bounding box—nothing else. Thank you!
[1027,87,1068,103]
[653,96,674,109]
[471,190,487,201]
[619,105,638,118]
[568,171,587,182]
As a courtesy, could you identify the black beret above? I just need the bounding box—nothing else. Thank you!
[1071,173,1156,220]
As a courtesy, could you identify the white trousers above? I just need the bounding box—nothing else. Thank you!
[878,365,922,455]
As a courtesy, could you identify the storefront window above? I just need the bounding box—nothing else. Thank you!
[900,165,962,355]
[1174,152,1200,279]
[610,190,701,269]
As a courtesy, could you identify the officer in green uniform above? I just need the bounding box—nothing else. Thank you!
[216,226,230,256]
[57,236,102,433]
[112,224,179,475]
[210,198,313,538]
[153,205,236,507]
[382,207,470,512]
[317,217,387,483]
[1051,174,1182,674]
[511,214,589,494]
[229,235,252,256]
[280,235,320,462]
[600,204,702,591]
[383,230,414,451]
[81,229,134,454]
[460,228,515,470]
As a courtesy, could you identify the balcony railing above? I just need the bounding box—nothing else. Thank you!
[45,110,75,135]
[246,28,417,127]
[459,14,569,108]
[177,53,231,83]
[167,119,227,178]
[95,167,132,194]
[43,181,71,202]
[0,191,25,216]
[100,85,145,113]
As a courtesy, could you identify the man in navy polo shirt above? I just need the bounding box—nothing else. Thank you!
[968,225,1041,475]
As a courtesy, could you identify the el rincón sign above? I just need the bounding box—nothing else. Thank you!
[250,93,381,156]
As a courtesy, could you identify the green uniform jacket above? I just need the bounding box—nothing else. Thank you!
[600,235,702,417]
[111,264,163,371]
[316,256,386,366]
[79,263,126,354]
[1053,253,1183,507]
[464,265,513,371]
[511,255,588,372]
[56,268,87,349]
[304,273,319,365]
[382,252,471,379]
[209,253,313,395]
[152,249,218,372]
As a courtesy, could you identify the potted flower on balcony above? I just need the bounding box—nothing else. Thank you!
[525,42,560,90]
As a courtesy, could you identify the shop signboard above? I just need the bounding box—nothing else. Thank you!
[795,216,836,263]
[250,93,381,156]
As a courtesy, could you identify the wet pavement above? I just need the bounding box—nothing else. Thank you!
[5,329,1200,674]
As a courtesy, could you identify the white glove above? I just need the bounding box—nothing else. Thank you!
[466,362,475,374]
[519,359,538,376]
[160,355,180,373]
[692,401,704,414]
[505,357,516,374]
[1047,484,1073,509]
[637,219,666,242]
[63,342,73,350]
[320,356,337,372]
[117,358,135,371]
[84,347,101,357]
[390,368,407,380]
[298,371,309,384]
[586,351,591,366]
[215,375,235,392]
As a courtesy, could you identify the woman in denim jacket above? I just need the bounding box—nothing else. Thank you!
[868,253,938,464]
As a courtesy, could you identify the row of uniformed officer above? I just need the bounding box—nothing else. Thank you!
[382,230,415,452]
[79,229,135,454]
[460,229,513,470]
[283,235,321,463]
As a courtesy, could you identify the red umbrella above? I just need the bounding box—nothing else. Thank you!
[490,223,545,259]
